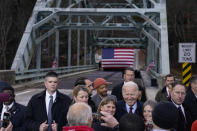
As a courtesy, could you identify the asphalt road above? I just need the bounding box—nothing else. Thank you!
[15,70,159,106]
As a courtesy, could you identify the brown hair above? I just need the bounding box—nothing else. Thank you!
[143,100,157,112]
[97,96,116,113]
[72,85,89,98]
[165,74,175,81]
[171,82,186,90]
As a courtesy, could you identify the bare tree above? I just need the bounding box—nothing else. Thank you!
[0,0,13,69]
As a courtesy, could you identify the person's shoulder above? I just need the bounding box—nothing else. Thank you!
[156,87,166,94]
[92,94,99,99]
[113,81,124,88]
[186,89,194,98]
[137,101,144,108]
[108,94,116,98]
[57,91,72,101]
[30,90,45,100]
[116,100,125,106]
[15,102,25,108]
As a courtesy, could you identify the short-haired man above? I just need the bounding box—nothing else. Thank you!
[115,81,143,121]
[92,78,116,109]
[170,82,192,131]
[111,68,135,101]
[155,74,175,102]
[112,68,146,102]
[0,84,26,131]
[74,77,94,95]
[25,71,71,131]
[184,75,197,123]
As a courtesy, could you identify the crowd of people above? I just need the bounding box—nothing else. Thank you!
[0,67,197,131]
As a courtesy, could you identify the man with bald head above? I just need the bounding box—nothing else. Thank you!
[114,81,143,121]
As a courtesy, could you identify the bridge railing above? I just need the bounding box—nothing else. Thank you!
[15,65,96,83]
[149,69,165,88]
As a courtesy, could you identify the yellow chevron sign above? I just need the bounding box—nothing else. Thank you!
[182,63,192,87]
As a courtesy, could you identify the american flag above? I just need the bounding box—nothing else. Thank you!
[102,48,135,68]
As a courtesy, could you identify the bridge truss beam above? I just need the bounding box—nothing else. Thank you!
[11,0,170,75]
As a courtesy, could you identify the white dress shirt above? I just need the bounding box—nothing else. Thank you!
[126,102,137,113]
[1,102,14,120]
[166,87,170,97]
[45,91,56,115]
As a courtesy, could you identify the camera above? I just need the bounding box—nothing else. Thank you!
[92,113,105,123]
[2,112,11,128]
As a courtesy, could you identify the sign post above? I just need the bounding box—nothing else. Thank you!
[179,43,196,87]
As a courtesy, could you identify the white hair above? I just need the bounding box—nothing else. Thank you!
[67,102,92,126]
[122,81,139,93]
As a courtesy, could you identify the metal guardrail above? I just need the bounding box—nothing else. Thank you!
[150,69,160,79]
[15,65,96,83]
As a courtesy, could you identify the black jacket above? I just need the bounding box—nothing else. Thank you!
[92,120,119,131]
[88,96,97,113]
[24,90,71,131]
[155,86,170,102]
[111,82,124,101]
[114,100,143,121]
[111,81,147,102]
[0,102,26,131]
[184,89,197,123]
[169,99,192,131]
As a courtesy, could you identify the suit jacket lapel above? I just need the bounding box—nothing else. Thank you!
[121,101,127,113]
[38,91,48,120]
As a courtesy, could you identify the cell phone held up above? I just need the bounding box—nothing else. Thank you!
[92,113,105,123]
[2,112,11,128]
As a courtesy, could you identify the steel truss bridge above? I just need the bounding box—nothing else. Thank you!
[11,0,170,82]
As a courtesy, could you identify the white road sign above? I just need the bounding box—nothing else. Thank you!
[179,43,196,63]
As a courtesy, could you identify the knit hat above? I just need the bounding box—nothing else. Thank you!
[191,120,197,131]
[152,101,178,129]
[62,126,94,131]
[94,78,107,89]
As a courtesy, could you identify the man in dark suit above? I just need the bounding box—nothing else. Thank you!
[111,68,135,101]
[155,74,175,102]
[111,68,146,102]
[115,81,143,121]
[24,71,71,131]
[170,82,192,131]
[184,75,197,123]
[0,84,26,131]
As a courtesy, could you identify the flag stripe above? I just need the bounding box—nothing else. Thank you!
[102,65,134,67]
[114,53,135,56]
[102,59,134,62]
[102,62,134,64]
[115,56,134,58]
[114,49,134,52]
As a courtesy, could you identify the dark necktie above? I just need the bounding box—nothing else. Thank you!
[48,96,53,131]
[129,106,133,114]
[178,106,186,131]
